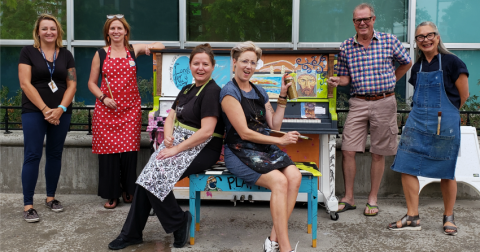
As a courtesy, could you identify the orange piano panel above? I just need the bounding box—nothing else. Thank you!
[273,133,320,163]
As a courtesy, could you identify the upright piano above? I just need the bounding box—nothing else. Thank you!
[148,49,340,213]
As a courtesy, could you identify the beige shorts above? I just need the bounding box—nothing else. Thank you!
[341,96,398,156]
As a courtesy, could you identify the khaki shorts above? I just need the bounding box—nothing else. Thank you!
[341,96,399,156]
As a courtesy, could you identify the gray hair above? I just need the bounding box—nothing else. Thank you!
[415,21,453,62]
[231,41,262,61]
[353,3,375,17]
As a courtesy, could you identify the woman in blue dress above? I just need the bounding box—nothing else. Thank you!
[388,22,469,236]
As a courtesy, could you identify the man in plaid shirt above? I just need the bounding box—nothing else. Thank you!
[327,3,412,216]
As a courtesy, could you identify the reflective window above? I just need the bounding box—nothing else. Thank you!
[0,47,23,99]
[454,50,480,101]
[187,0,292,42]
[300,0,408,42]
[416,0,479,43]
[0,0,67,39]
[74,47,154,105]
[74,0,179,41]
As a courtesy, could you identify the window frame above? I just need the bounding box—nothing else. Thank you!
[1,0,479,103]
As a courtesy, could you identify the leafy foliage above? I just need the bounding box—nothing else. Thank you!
[188,0,292,42]
[0,0,67,40]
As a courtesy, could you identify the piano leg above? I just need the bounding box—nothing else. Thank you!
[318,134,339,215]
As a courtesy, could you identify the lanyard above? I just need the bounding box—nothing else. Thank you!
[40,47,56,81]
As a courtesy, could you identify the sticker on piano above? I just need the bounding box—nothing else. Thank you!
[204,176,223,191]
[315,106,326,115]
[300,102,316,118]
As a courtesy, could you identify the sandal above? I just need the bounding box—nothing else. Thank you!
[388,214,421,231]
[364,203,379,216]
[336,202,356,213]
[443,214,458,236]
[104,198,119,209]
[122,192,133,203]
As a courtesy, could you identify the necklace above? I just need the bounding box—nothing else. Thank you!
[245,97,259,121]
[40,47,56,61]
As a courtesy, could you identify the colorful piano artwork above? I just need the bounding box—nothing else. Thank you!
[148,49,340,216]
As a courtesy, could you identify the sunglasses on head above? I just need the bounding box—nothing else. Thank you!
[106,14,124,19]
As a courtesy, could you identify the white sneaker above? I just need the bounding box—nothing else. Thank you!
[289,241,299,252]
[263,237,279,252]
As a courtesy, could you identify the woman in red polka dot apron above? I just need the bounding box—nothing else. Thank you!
[88,15,164,209]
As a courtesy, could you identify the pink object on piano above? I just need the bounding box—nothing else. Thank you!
[147,110,165,150]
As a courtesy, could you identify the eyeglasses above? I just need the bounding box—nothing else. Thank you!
[238,59,257,67]
[106,14,124,19]
[353,16,373,25]
[415,32,437,42]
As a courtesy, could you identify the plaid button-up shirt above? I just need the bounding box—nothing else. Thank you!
[337,30,411,95]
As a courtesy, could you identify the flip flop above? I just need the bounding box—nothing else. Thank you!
[337,202,356,213]
[364,203,379,216]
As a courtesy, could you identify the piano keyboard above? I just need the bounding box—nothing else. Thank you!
[282,118,322,123]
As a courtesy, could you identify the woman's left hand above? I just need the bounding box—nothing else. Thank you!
[44,108,63,125]
[156,146,180,160]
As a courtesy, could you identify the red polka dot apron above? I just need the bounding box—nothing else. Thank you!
[92,46,142,154]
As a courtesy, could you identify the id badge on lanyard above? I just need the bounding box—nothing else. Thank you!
[40,48,58,93]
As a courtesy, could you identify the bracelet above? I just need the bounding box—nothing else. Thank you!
[278,104,287,108]
[277,98,287,106]
[100,96,107,103]
[41,105,47,111]
[98,94,106,103]
[58,105,67,112]
[278,94,287,99]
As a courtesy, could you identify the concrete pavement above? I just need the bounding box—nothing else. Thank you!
[1,193,479,252]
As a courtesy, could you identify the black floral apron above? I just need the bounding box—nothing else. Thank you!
[225,79,294,174]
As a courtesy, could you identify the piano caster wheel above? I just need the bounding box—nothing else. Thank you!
[330,212,339,221]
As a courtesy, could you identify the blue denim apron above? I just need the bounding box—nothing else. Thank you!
[391,54,460,180]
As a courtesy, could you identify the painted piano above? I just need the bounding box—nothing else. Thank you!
[148,48,340,214]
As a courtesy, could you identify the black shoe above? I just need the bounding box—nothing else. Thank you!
[173,211,192,248]
[108,237,142,250]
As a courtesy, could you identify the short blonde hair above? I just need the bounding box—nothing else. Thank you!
[33,14,64,48]
[231,41,262,61]
[103,17,133,51]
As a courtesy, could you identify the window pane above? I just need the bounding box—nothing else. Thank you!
[0,47,22,100]
[300,0,408,42]
[74,47,154,106]
[74,47,98,105]
[0,0,67,39]
[187,0,292,42]
[454,51,480,101]
[416,0,479,43]
[74,0,179,41]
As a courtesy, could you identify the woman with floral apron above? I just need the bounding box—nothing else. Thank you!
[388,22,469,236]
[221,41,301,252]
[108,44,225,250]
[88,15,164,209]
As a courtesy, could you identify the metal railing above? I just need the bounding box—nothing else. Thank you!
[0,106,153,135]
[1,106,479,136]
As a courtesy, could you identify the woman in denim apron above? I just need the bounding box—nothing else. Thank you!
[388,22,469,236]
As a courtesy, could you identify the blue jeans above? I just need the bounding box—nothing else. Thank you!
[21,112,71,206]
